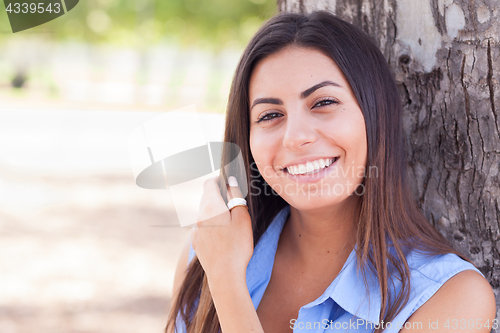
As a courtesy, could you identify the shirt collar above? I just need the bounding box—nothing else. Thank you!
[246,205,291,290]
[246,204,382,324]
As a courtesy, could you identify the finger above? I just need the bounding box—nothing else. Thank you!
[203,175,220,193]
[226,176,248,216]
[227,176,244,199]
[197,176,230,225]
[202,176,226,207]
[226,183,233,202]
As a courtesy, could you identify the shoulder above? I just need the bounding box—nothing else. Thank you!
[401,269,496,332]
[393,251,497,332]
[406,251,482,290]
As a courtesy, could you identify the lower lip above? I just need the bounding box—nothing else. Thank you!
[285,158,339,184]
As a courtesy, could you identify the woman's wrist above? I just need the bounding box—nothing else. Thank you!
[207,273,264,333]
[207,268,247,296]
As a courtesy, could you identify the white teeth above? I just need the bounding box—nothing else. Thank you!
[286,157,338,175]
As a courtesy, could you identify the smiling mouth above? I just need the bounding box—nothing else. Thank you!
[284,157,339,175]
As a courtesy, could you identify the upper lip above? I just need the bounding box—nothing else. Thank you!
[279,156,339,170]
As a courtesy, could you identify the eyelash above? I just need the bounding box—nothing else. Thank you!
[255,98,339,123]
[256,112,282,123]
[314,98,339,107]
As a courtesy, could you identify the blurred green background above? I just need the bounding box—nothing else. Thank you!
[0,2,277,332]
[0,0,278,112]
[0,0,277,47]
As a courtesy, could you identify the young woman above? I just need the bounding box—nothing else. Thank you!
[166,11,496,333]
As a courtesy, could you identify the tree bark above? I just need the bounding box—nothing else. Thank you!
[279,0,500,325]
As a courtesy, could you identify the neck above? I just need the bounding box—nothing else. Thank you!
[280,195,361,269]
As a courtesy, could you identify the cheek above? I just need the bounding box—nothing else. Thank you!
[249,130,267,172]
[354,119,368,163]
[249,130,279,180]
[249,130,259,161]
[333,111,367,159]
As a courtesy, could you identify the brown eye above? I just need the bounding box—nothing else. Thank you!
[313,98,339,108]
[256,112,283,123]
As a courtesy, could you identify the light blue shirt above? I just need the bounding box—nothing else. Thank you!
[186,205,481,332]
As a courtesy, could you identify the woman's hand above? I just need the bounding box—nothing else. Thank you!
[192,176,264,333]
[192,175,253,285]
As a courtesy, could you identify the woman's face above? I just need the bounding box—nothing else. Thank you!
[248,46,368,211]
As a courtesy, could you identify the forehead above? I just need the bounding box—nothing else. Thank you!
[249,46,348,97]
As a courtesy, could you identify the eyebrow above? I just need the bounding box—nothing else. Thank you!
[301,80,341,98]
[250,80,342,110]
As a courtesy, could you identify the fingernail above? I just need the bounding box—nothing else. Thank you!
[228,176,238,187]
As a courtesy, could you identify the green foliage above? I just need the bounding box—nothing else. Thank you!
[1,0,277,48]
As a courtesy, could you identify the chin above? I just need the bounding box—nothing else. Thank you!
[283,193,350,211]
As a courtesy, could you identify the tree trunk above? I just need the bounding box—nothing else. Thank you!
[279,0,499,325]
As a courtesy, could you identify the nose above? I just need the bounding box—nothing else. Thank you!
[282,112,317,151]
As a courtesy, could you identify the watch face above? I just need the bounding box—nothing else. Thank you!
[5,0,79,33]
[129,105,247,227]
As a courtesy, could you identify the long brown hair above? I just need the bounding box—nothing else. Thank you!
[165,11,470,333]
